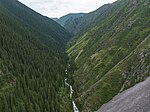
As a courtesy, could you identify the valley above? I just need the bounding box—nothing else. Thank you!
[65,79,79,112]
[0,0,150,112]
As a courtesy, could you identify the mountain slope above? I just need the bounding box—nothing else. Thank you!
[54,13,85,35]
[0,0,72,112]
[67,0,150,111]
[70,4,111,35]
[56,3,114,35]
[56,13,85,26]
[98,76,150,112]
[0,0,71,45]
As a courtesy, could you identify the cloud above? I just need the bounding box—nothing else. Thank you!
[18,0,116,18]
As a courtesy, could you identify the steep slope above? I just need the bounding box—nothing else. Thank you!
[52,18,59,22]
[56,3,115,35]
[0,0,71,45]
[0,0,72,112]
[67,0,150,111]
[54,13,85,35]
[98,76,150,112]
[70,4,112,35]
[56,13,85,27]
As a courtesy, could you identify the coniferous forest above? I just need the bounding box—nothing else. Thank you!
[0,0,72,111]
[0,0,150,112]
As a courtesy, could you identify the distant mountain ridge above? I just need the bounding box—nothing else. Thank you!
[56,13,85,26]
[54,4,112,35]
[53,13,85,35]
[0,0,150,112]
[52,18,59,21]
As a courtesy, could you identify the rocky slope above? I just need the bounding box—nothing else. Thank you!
[97,76,150,112]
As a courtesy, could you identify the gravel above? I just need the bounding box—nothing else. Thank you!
[97,76,150,112]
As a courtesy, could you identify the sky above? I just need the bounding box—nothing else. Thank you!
[18,0,116,18]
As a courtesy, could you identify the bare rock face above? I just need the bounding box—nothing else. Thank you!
[97,76,150,112]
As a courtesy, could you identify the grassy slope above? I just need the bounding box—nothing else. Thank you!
[67,0,150,111]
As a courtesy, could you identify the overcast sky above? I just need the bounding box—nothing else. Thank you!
[18,0,116,18]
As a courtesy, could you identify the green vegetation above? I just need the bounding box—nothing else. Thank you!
[54,13,85,35]
[55,4,112,36]
[0,0,72,111]
[67,0,150,111]
[0,0,71,45]
[0,0,150,112]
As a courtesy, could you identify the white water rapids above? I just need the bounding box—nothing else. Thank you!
[65,67,79,112]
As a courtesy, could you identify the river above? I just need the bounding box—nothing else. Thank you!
[65,67,79,112]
